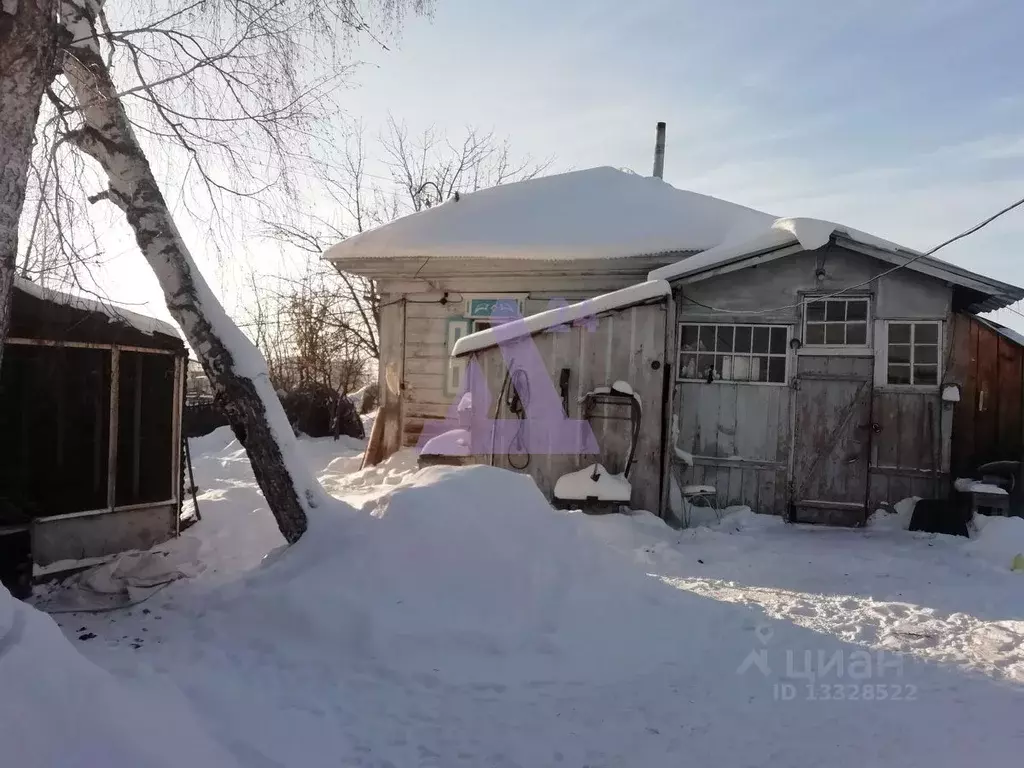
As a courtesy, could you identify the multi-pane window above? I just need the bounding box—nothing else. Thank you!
[804,298,869,346]
[886,322,940,386]
[677,323,788,383]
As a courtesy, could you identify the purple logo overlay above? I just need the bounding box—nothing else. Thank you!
[416,301,601,457]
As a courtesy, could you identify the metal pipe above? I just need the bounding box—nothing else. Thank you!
[652,121,666,179]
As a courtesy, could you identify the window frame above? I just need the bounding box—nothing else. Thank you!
[881,320,943,389]
[676,322,790,386]
[444,318,471,396]
[801,295,872,351]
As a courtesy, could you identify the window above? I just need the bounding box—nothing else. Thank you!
[677,323,788,383]
[886,322,940,386]
[804,297,869,346]
[445,319,471,395]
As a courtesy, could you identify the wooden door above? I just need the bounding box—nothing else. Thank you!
[791,356,874,525]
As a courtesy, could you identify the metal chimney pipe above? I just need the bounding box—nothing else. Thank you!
[652,121,666,179]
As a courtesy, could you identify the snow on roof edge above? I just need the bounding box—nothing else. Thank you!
[14,277,179,339]
[648,216,1023,306]
[324,166,776,263]
[451,279,670,357]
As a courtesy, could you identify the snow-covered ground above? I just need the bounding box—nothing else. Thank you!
[8,427,1024,766]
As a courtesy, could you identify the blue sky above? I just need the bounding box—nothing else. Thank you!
[96,0,1024,329]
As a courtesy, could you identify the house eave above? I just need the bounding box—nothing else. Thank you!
[834,235,1024,312]
[325,251,694,281]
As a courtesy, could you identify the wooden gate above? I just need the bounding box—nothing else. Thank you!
[791,356,874,525]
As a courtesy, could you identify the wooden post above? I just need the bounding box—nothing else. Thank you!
[132,353,143,499]
[171,355,184,535]
[106,347,120,510]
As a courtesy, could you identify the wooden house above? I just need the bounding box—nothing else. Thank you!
[325,166,774,460]
[0,279,187,594]
[326,166,1024,525]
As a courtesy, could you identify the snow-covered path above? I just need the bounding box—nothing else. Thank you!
[25,430,1024,766]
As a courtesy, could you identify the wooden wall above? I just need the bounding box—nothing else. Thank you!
[672,245,956,519]
[675,381,791,515]
[373,264,671,450]
[948,313,1024,478]
[466,302,668,512]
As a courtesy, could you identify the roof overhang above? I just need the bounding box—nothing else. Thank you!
[326,252,692,281]
[834,235,1024,313]
[653,231,1024,314]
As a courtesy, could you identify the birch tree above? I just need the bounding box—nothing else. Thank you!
[0,0,429,543]
[0,0,59,373]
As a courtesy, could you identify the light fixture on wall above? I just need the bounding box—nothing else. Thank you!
[789,337,803,351]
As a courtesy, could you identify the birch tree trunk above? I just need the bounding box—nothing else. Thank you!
[0,0,58,374]
[61,2,320,542]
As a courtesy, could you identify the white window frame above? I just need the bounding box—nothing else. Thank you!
[878,320,943,389]
[443,296,526,396]
[444,318,471,396]
[801,295,872,352]
[676,322,790,386]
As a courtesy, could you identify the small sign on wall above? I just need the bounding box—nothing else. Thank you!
[467,298,521,320]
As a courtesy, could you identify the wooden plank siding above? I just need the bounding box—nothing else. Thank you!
[462,303,668,511]
[675,380,793,514]
[948,313,1024,477]
[671,245,960,521]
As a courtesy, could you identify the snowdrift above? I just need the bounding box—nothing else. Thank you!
[219,465,690,684]
[0,586,237,768]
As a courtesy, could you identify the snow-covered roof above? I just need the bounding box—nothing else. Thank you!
[648,216,1024,312]
[325,166,775,262]
[451,279,669,357]
[648,217,915,282]
[14,277,179,338]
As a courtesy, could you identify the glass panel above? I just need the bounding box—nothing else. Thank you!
[846,322,867,345]
[680,324,700,352]
[716,326,734,352]
[696,354,713,379]
[805,323,825,345]
[698,325,716,353]
[914,364,938,385]
[915,323,938,344]
[888,364,911,385]
[768,357,786,383]
[732,356,751,382]
[734,326,752,353]
[825,300,846,321]
[769,327,787,354]
[752,326,770,353]
[888,343,911,364]
[713,355,726,379]
[915,344,938,364]
[806,301,825,322]
[846,300,868,321]
[888,323,911,344]
[825,324,845,345]
[679,354,697,379]
[752,355,768,382]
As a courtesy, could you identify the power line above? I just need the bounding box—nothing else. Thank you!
[681,194,1024,316]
